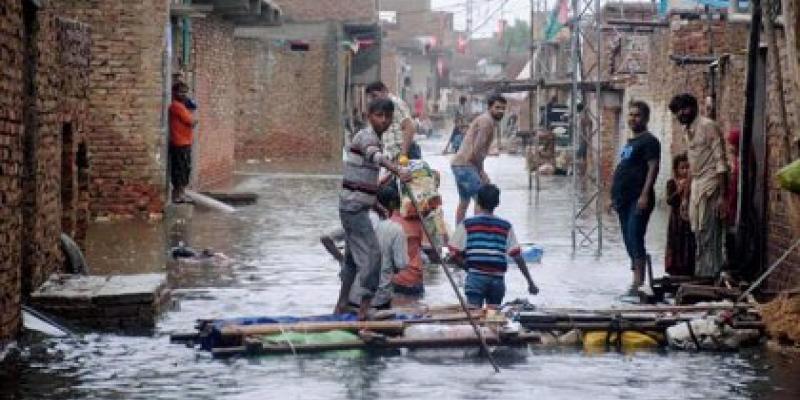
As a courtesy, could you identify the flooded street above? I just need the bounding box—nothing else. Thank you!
[2,137,800,400]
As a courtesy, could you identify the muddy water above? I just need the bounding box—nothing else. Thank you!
[3,137,800,400]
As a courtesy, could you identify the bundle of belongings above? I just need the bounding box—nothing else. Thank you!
[400,160,449,251]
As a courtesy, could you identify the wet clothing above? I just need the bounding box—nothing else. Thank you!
[169,145,192,190]
[339,209,381,302]
[340,126,387,213]
[348,214,408,307]
[610,132,660,211]
[450,214,520,308]
[449,214,521,277]
[391,214,424,292]
[452,165,482,201]
[169,99,194,147]
[383,94,414,160]
[665,178,696,276]
[447,128,465,153]
[451,112,497,171]
[465,273,506,307]
[617,199,653,264]
[684,117,728,277]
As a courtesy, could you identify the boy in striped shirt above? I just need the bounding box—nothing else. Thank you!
[336,98,410,320]
[449,184,539,309]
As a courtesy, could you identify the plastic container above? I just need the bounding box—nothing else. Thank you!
[582,330,660,352]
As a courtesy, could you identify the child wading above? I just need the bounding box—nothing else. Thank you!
[449,184,538,309]
[665,153,696,276]
[336,99,410,320]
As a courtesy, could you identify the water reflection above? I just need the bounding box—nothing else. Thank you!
[2,136,799,400]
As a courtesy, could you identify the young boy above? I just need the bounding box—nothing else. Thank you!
[322,186,409,311]
[448,184,539,309]
[337,98,411,320]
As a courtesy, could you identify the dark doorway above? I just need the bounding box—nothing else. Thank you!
[61,123,75,236]
[21,0,40,298]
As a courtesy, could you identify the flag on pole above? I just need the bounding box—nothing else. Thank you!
[543,0,570,41]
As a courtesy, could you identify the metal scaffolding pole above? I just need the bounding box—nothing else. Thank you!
[569,0,604,255]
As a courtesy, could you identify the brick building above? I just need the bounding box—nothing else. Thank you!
[380,0,456,106]
[1,0,92,354]
[233,0,379,163]
[607,2,800,291]
[53,0,170,219]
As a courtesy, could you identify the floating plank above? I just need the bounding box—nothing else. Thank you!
[220,320,406,337]
[227,334,504,357]
[200,191,258,205]
[676,285,742,305]
[185,190,236,213]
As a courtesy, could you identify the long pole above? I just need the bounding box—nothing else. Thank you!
[738,237,800,302]
[569,0,580,252]
[400,182,501,373]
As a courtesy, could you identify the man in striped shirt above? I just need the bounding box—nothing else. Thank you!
[336,98,411,320]
[449,184,539,309]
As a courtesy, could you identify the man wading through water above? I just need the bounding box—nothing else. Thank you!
[336,98,411,320]
[451,94,507,225]
[611,101,660,295]
[365,81,419,163]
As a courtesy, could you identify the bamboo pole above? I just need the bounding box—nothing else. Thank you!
[220,320,406,337]
[400,182,501,373]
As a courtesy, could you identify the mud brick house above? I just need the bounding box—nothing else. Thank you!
[1,0,92,356]
[233,0,379,163]
[1,0,281,358]
[608,1,800,291]
[50,0,280,218]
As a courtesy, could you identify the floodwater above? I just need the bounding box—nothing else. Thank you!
[3,136,800,400]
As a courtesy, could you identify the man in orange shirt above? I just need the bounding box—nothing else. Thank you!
[169,82,196,203]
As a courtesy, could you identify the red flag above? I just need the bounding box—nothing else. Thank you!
[457,34,468,54]
[497,19,507,42]
[557,0,569,24]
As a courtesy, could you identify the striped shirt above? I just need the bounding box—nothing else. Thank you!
[340,127,387,212]
[449,214,520,276]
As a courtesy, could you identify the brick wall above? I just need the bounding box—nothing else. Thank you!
[234,24,343,162]
[55,0,169,218]
[192,15,236,189]
[764,24,800,292]
[0,0,25,348]
[21,12,93,298]
[0,1,92,348]
[277,0,376,23]
[656,18,749,156]
[380,47,400,94]
[234,38,271,161]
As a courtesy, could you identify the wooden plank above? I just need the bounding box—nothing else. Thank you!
[200,191,259,205]
[537,303,755,314]
[220,320,406,336]
[246,334,503,355]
